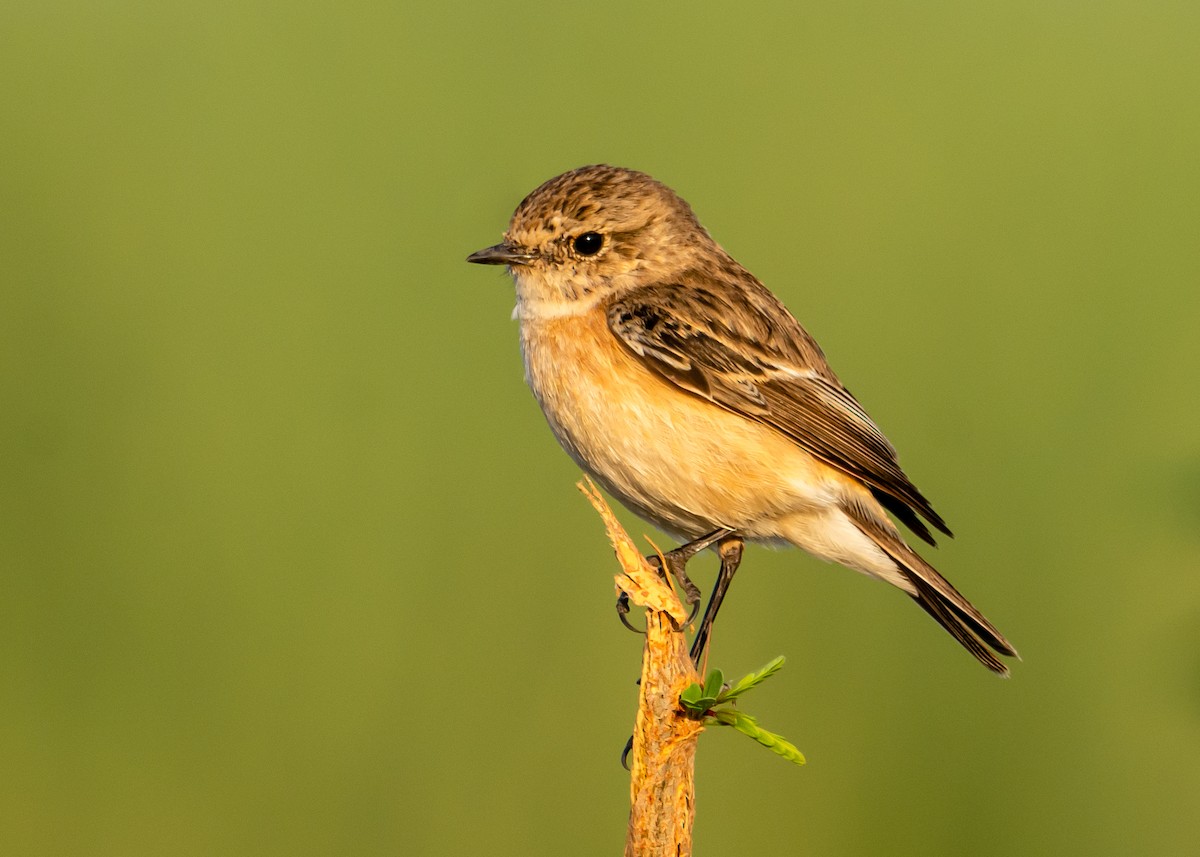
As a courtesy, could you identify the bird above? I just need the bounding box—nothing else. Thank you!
[467,164,1017,675]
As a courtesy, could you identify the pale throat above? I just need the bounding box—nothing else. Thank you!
[509,268,608,322]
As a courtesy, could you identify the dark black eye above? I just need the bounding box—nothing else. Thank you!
[573,232,604,256]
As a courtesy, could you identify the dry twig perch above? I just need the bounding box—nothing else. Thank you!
[578,478,704,857]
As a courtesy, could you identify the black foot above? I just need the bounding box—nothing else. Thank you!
[615,590,644,634]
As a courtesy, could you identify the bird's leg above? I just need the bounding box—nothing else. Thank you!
[613,527,734,632]
[689,535,745,665]
[649,528,734,625]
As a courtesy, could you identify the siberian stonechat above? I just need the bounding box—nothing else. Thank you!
[468,165,1016,675]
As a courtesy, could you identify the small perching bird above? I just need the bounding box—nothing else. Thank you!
[468,165,1017,675]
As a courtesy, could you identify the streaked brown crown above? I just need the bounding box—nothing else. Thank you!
[509,165,696,236]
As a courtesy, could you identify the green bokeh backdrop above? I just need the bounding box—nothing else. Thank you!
[4,2,1199,855]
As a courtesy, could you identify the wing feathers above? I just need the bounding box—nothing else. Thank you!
[871,488,938,547]
[607,283,950,540]
[605,279,1015,674]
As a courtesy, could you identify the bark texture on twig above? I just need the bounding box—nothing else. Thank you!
[578,479,704,857]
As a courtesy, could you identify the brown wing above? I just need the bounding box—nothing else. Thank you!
[606,281,951,543]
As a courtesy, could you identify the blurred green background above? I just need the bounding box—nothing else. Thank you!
[3,2,1199,854]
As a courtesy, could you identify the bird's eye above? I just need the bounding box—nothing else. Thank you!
[573,232,604,256]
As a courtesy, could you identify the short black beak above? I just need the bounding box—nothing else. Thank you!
[466,242,536,266]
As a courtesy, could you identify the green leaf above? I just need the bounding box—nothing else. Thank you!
[719,656,786,703]
[679,682,718,716]
[702,669,725,700]
[712,708,806,766]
